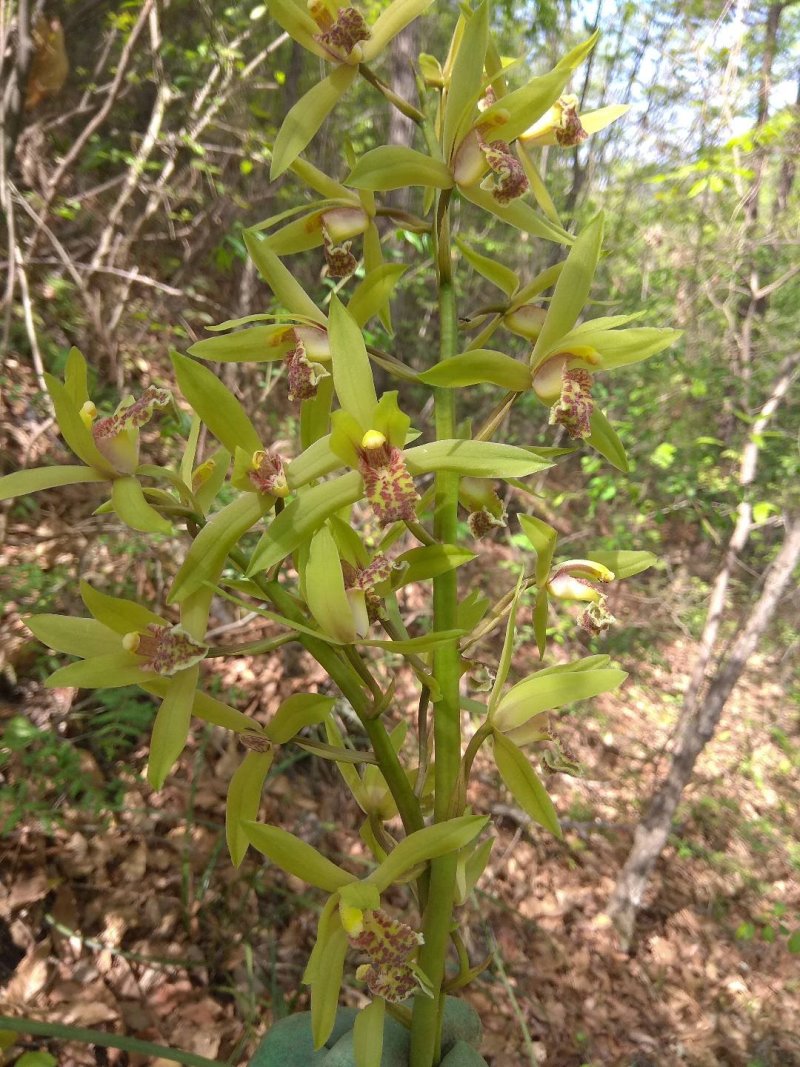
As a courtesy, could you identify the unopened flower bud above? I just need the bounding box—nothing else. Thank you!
[505,304,547,340]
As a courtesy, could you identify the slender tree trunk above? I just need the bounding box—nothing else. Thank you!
[386,21,418,212]
[608,515,800,946]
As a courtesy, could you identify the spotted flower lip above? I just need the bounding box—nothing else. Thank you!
[231,447,290,498]
[314,4,371,63]
[357,430,420,525]
[479,139,530,204]
[346,907,425,1004]
[80,384,171,475]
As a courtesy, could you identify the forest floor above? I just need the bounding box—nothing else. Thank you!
[1,383,799,1067]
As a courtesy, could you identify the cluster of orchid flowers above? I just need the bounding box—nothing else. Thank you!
[0,3,682,1055]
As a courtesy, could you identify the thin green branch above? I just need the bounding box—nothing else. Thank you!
[0,1016,228,1067]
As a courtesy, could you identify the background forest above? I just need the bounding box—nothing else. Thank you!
[1,1,799,1065]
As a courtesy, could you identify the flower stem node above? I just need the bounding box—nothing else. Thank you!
[122,624,209,676]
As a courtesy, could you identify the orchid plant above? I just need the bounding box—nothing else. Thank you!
[1,3,680,1065]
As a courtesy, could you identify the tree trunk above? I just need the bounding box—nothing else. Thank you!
[607,516,800,946]
[386,20,418,212]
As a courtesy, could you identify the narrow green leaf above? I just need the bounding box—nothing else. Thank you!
[369,815,488,892]
[80,579,164,633]
[353,997,385,1067]
[404,440,552,478]
[44,374,116,475]
[46,652,148,689]
[172,351,262,457]
[363,629,464,653]
[243,233,326,324]
[347,264,407,328]
[112,476,172,534]
[419,350,531,390]
[585,550,658,580]
[188,324,291,363]
[395,544,475,586]
[265,694,336,745]
[587,408,629,472]
[311,926,349,1049]
[487,572,525,717]
[63,346,90,406]
[226,749,275,866]
[347,146,453,190]
[271,64,358,180]
[26,615,121,657]
[443,0,489,158]
[147,666,200,789]
[454,237,519,296]
[363,0,436,63]
[493,731,561,837]
[518,514,558,586]
[495,668,627,733]
[531,213,604,367]
[169,492,271,604]
[533,586,548,658]
[242,822,355,891]
[305,524,357,643]
[0,465,106,502]
[263,210,326,255]
[248,471,363,576]
[459,185,572,246]
[329,297,377,428]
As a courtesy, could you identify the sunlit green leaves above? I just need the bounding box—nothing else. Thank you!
[531,213,604,367]
[172,352,262,456]
[328,297,377,427]
[0,465,107,502]
[242,822,355,891]
[404,440,552,478]
[419,351,532,390]
[347,147,453,191]
[493,666,627,733]
[271,64,358,180]
[226,748,274,866]
[492,731,561,837]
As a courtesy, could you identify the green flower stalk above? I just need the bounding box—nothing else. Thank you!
[4,6,683,1067]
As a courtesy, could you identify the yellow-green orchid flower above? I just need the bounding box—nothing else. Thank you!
[25,581,213,788]
[265,0,435,178]
[0,348,174,534]
[241,815,487,1049]
[519,95,629,147]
